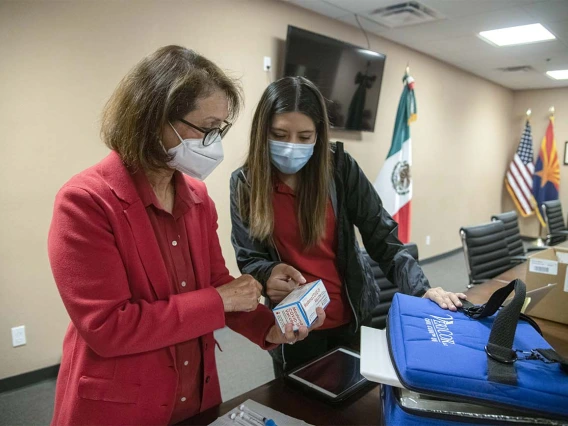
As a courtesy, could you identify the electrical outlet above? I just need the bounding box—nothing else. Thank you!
[426,236,431,246]
[263,56,271,71]
[11,325,26,347]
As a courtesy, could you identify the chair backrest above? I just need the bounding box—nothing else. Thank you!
[460,221,511,286]
[363,243,419,329]
[491,211,525,257]
[542,200,567,245]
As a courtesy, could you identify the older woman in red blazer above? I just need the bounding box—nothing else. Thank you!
[48,45,325,426]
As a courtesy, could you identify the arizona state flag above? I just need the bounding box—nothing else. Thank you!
[532,117,559,226]
[373,72,416,243]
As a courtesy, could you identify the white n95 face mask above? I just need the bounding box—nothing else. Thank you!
[165,122,224,180]
[269,140,315,175]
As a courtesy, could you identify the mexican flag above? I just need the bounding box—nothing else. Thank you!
[373,72,416,243]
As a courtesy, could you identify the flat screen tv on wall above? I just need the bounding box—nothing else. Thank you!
[283,25,386,132]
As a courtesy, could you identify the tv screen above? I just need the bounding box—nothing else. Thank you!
[284,26,386,132]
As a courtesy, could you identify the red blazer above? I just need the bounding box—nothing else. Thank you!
[48,151,276,426]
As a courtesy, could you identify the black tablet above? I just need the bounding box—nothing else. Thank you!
[284,347,372,403]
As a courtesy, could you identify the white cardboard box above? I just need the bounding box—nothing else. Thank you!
[272,279,330,332]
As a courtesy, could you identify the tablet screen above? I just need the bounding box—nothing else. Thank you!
[287,348,366,398]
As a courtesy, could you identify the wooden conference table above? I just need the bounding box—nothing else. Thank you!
[181,259,568,425]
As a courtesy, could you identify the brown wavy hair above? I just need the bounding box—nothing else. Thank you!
[239,76,332,247]
[101,45,242,171]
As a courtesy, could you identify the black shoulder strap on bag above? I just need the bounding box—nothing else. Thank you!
[462,279,526,385]
[460,280,523,320]
[461,304,543,336]
[462,280,568,382]
[485,279,526,385]
[534,349,568,373]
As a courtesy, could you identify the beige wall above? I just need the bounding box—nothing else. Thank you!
[505,88,568,237]
[0,0,517,379]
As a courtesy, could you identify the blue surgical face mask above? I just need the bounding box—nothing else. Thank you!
[269,140,315,174]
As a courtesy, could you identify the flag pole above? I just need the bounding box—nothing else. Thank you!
[530,107,544,245]
[536,107,556,246]
[545,106,555,243]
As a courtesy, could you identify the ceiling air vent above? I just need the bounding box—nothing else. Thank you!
[497,66,534,72]
[368,1,444,28]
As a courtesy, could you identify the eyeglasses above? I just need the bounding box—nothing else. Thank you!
[178,118,232,147]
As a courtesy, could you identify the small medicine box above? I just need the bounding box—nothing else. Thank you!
[272,279,330,332]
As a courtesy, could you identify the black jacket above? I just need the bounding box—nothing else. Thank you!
[229,142,430,333]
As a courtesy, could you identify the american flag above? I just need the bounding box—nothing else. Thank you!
[505,120,537,216]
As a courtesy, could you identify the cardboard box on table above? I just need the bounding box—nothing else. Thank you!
[524,247,568,325]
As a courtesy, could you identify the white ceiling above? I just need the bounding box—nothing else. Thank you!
[283,0,568,90]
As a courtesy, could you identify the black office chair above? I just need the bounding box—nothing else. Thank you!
[542,200,568,245]
[362,243,419,329]
[460,221,512,288]
[491,211,547,261]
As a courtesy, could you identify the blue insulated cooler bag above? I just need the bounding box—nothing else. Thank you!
[383,279,568,425]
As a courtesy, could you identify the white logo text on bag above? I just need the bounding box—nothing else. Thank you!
[424,314,455,346]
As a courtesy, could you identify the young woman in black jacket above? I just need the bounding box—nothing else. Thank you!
[229,76,466,376]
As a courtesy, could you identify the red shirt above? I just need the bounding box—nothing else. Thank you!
[272,179,352,329]
[132,170,202,424]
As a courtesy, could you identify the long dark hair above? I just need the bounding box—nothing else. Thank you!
[239,76,332,247]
